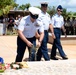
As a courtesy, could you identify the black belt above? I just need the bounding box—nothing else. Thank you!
[44,30,48,32]
[54,28,61,29]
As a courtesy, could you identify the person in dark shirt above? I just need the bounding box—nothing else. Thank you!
[7,16,15,35]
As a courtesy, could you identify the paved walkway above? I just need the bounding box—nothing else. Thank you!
[0,36,76,75]
[0,60,76,75]
[0,36,76,63]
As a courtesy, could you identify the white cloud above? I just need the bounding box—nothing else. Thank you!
[50,0,76,12]
[68,0,76,6]
[16,0,76,12]
[63,0,76,12]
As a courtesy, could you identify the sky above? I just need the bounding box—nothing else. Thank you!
[16,0,76,12]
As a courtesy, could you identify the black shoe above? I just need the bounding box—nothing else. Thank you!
[62,56,68,60]
[50,57,58,60]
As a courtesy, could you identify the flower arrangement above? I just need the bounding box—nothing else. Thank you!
[0,63,6,73]
[10,62,23,70]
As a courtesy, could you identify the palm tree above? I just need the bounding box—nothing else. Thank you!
[25,3,31,10]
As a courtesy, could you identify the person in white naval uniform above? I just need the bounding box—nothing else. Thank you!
[36,2,55,61]
[50,5,68,60]
[15,7,44,62]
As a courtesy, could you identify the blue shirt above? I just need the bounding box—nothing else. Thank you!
[52,14,64,28]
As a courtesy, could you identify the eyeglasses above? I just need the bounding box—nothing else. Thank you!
[57,10,63,12]
[30,13,38,19]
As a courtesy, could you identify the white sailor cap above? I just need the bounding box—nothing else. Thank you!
[40,1,48,7]
[29,7,41,15]
[40,1,48,5]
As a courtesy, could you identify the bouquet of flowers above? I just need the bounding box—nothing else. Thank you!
[0,63,6,73]
[10,62,28,70]
[10,62,23,70]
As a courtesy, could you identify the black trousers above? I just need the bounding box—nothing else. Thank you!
[15,36,36,62]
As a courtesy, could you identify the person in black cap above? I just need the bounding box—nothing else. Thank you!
[50,5,68,60]
[36,2,55,61]
[15,7,44,62]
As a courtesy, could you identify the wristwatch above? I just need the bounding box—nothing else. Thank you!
[38,40,42,43]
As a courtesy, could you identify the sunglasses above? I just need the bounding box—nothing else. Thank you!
[57,10,63,12]
[30,13,38,19]
[41,4,48,7]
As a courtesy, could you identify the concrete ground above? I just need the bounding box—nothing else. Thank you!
[0,36,76,63]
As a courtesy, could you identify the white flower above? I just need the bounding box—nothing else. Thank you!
[12,64,19,68]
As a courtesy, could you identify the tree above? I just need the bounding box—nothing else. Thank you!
[73,12,76,17]
[25,3,31,10]
[0,0,17,16]
[48,6,56,17]
[18,3,31,10]
[62,8,67,18]
[18,4,26,10]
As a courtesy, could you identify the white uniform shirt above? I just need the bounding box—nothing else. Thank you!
[52,14,64,28]
[38,11,52,30]
[18,15,44,38]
